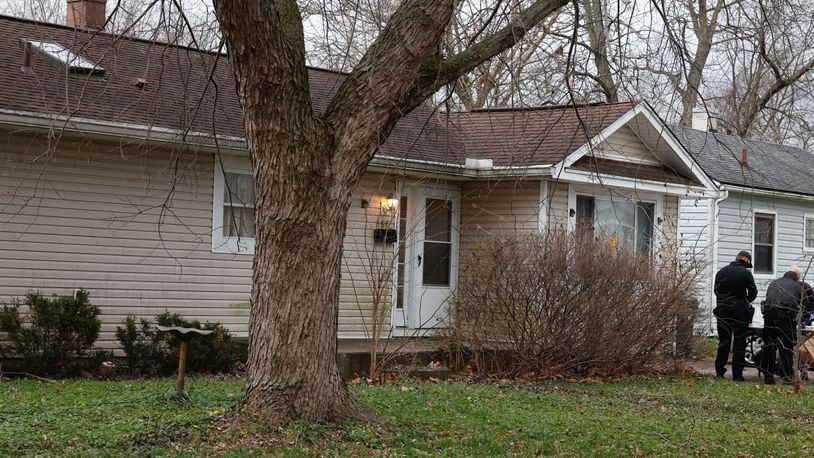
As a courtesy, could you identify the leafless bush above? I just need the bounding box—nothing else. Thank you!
[446,229,701,376]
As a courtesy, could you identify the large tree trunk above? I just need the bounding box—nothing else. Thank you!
[245,138,369,421]
[213,0,568,424]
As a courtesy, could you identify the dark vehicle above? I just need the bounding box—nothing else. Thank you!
[744,323,814,378]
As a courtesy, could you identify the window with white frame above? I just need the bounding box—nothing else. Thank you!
[805,216,814,250]
[576,195,655,255]
[753,213,775,274]
[212,161,255,254]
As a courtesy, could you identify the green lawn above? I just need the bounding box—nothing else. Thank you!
[1,375,813,456]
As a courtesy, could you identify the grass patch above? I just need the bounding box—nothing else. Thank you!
[2,375,814,456]
[0,377,243,455]
[691,335,719,359]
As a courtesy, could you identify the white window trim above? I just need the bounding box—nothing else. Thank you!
[752,210,777,278]
[804,213,814,253]
[567,184,665,253]
[212,156,255,255]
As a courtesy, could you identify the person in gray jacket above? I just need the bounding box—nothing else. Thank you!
[760,266,814,384]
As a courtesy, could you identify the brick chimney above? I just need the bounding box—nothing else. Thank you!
[67,0,107,30]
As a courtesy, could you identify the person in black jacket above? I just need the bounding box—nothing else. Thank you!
[713,251,758,381]
[760,266,814,384]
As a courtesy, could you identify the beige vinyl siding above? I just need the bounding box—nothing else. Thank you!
[546,180,570,228]
[0,133,249,350]
[594,125,659,163]
[339,173,399,338]
[0,131,396,347]
[459,179,541,252]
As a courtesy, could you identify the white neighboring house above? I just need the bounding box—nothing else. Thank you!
[674,113,814,332]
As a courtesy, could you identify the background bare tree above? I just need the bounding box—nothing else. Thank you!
[714,0,814,141]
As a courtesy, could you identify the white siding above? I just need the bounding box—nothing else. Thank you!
[715,191,814,326]
[679,197,715,330]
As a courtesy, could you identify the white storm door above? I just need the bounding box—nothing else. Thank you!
[409,187,460,329]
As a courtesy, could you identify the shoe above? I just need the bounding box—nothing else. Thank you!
[733,375,745,382]
[716,367,727,378]
[764,378,775,385]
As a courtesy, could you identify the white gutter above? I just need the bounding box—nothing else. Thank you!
[369,155,554,179]
[724,184,814,203]
[0,108,248,152]
[0,108,557,178]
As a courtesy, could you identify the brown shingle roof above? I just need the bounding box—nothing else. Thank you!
[445,102,638,166]
[0,15,637,169]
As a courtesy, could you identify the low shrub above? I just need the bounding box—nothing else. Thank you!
[0,290,102,375]
[446,230,702,376]
[115,312,241,375]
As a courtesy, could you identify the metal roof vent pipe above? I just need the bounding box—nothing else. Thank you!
[67,0,107,30]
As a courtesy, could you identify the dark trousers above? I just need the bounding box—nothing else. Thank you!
[761,310,796,381]
[716,315,749,377]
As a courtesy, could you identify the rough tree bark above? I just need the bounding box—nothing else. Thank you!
[212,0,568,424]
[678,0,726,126]
[581,0,617,102]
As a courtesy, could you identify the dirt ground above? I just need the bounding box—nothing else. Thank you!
[688,357,812,384]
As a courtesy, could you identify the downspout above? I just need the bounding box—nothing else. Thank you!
[709,185,728,332]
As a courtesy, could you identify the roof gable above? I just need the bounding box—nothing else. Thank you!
[443,102,637,166]
[552,103,714,191]
[591,124,661,164]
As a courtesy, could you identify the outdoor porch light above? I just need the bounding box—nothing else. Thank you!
[381,194,399,213]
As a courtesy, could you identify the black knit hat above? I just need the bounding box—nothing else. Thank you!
[736,250,753,268]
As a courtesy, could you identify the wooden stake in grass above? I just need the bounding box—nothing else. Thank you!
[156,326,214,397]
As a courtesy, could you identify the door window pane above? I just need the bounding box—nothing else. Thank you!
[425,199,451,242]
[422,242,451,286]
[423,198,452,286]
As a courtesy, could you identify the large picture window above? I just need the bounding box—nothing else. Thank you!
[576,195,655,255]
[754,213,775,274]
[212,162,255,254]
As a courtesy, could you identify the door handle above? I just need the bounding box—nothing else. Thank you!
[417,255,422,267]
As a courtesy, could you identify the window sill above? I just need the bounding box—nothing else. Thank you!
[212,237,255,255]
